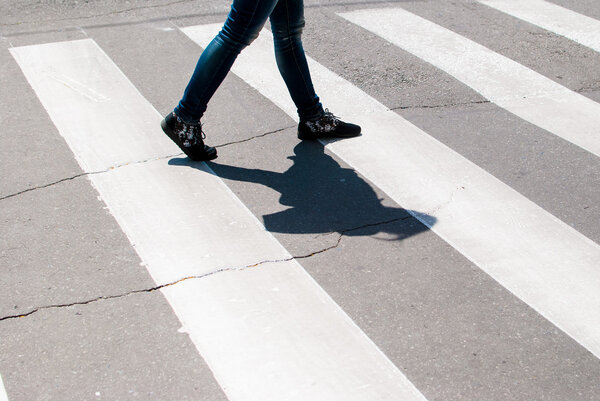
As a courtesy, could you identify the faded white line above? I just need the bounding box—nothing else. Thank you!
[480,0,600,53]
[0,374,8,401]
[10,39,428,401]
[339,7,600,158]
[47,72,111,102]
[182,24,600,358]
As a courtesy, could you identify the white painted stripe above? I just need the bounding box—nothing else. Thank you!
[0,374,9,401]
[480,0,600,53]
[339,8,600,158]
[10,39,428,401]
[181,24,600,358]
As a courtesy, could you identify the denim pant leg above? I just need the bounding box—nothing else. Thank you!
[270,0,323,121]
[175,0,279,123]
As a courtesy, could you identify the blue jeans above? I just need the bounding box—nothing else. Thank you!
[175,0,324,124]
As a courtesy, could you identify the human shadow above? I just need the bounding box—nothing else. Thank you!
[169,141,435,240]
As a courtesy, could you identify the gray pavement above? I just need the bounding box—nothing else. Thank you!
[1,0,600,400]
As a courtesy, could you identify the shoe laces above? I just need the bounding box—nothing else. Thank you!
[174,113,206,146]
[321,109,340,127]
[194,125,207,141]
[305,109,339,133]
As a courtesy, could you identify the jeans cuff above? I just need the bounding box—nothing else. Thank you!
[173,106,201,125]
[298,102,324,122]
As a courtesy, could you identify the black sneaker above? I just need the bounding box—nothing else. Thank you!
[297,109,361,140]
[161,112,217,161]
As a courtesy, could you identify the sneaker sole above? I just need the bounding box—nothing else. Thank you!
[297,130,362,141]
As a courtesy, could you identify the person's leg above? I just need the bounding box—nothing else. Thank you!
[269,0,323,121]
[174,0,279,124]
[163,0,280,161]
[270,0,361,139]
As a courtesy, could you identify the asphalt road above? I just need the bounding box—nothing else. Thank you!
[1,0,600,400]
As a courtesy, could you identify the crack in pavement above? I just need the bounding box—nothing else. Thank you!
[393,88,600,111]
[0,216,409,323]
[0,127,289,202]
[0,259,281,324]
[0,152,182,202]
[0,172,89,201]
[392,100,491,111]
[424,185,466,218]
[214,125,293,148]
[1,0,395,30]
[2,0,196,27]
[576,86,600,94]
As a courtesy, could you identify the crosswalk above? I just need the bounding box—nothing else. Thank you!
[184,22,600,359]
[2,1,600,400]
[479,0,600,52]
[340,7,600,158]
[10,37,427,401]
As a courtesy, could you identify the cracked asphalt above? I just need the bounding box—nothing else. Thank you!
[1,0,600,400]
[0,125,295,202]
[0,213,410,323]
